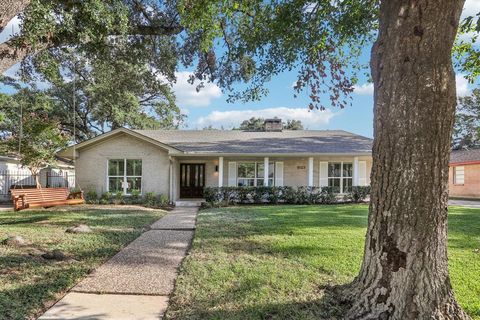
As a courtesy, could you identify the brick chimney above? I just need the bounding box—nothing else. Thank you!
[264,118,283,132]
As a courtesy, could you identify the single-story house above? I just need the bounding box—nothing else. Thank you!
[449,149,480,199]
[59,119,373,203]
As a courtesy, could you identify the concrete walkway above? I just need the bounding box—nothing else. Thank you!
[449,199,480,208]
[39,206,199,320]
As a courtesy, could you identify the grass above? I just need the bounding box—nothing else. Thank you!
[0,205,166,320]
[166,205,480,320]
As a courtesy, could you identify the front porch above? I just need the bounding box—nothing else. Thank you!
[170,155,371,201]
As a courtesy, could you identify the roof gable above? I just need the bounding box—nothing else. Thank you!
[57,128,182,159]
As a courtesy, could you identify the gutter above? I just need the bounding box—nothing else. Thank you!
[450,160,480,166]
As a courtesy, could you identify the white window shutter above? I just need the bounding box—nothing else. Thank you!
[228,162,237,186]
[319,161,328,187]
[275,162,284,186]
[358,161,367,186]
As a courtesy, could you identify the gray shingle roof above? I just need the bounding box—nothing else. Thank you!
[450,149,480,164]
[134,130,372,154]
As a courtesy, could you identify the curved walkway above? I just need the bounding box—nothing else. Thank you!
[39,206,198,320]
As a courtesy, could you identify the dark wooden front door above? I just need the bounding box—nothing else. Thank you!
[180,163,205,198]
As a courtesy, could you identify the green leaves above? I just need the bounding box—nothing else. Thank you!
[454,13,480,83]
[453,88,480,149]
[178,0,378,109]
[0,88,69,175]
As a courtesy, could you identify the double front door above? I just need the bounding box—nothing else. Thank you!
[180,163,205,198]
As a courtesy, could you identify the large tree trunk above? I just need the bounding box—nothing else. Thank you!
[345,1,470,319]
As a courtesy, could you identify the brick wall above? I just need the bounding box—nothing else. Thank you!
[449,163,480,198]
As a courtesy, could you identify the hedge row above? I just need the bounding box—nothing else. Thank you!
[203,186,371,205]
[85,190,170,207]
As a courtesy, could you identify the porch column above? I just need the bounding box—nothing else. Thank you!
[218,157,224,187]
[169,157,173,202]
[353,156,359,186]
[264,157,269,186]
[308,157,314,187]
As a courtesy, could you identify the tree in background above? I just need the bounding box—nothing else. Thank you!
[237,117,266,131]
[453,89,480,149]
[0,88,69,187]
[1,0,186,142]
[283,119,304,130]
[236,117,304,131]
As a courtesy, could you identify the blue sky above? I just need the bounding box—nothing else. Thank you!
[2,1,479,138]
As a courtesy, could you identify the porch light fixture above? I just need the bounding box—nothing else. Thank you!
[215,165,219,172]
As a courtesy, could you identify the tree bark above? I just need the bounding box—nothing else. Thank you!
[345,1,470,319]
[0,0,30,75]
[0,0,29,32]
[0,40,30,75]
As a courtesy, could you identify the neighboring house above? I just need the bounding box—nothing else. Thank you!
[0,155,75,202]
[59,119,373,202]
[449,149,480,199]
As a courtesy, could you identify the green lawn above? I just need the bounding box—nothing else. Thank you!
[0,205,166,320]
[166,205,480,320]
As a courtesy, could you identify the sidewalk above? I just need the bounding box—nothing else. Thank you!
[449,199,480,208]
[39,206,198,320]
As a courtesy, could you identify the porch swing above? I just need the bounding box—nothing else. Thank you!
[11,76,85,211]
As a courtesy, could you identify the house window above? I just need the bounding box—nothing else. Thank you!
[237,162,275,186]
[328,162,352,193]
[108,159,142,194]
[454,166,464,185]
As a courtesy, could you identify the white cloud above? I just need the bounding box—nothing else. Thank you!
[0,16,21,44]
[353,83,374,95]
[171,71,222,107]
[462,0,480,19]
[456,74,470,96]
[196,107,336,129]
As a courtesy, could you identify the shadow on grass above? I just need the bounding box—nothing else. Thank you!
[167,282,352,320]
[197,205,369,241]
[0,210,160,230]
[0,263,92,320]
[0,215,51,225]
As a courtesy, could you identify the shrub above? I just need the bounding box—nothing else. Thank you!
[267,187,281,204]
[158,194,169,207]
[345,186,371,203]
[237,187,252,203]
[204,187,221,203]
[86,190,98,204]
[318,187,337,204]
[295,186,310,204]
[100,192,112,204]
[143,192,157,207]
[112,191,124,205]
[306,187,322,204]
[129,189,141,204]
[252,186,268,203]
[282,186,297,204]
[221,187,238,205]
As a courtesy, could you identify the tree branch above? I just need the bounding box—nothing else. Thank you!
[0,0,29,32]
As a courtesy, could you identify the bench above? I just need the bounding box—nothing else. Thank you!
[11,187,85,211]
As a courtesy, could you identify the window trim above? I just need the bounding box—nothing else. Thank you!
[236,161,275,187]
[453,166,465,186]
[107,158,143,195]
[327,162,353,194]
